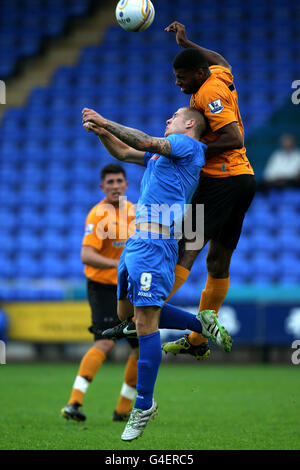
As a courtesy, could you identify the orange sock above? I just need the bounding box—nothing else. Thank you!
[188,275,230,346]
[115,354,138,414]
[164,264,190,303]
[68,347,106,405]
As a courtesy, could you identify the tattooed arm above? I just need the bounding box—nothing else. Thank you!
[104,120,171,156]
[85,124,146,166]
[82,108,171,157]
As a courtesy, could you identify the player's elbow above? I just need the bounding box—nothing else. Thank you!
[80,247,89,265]
[226,125,244,150]
[213,53,231,71]
[223,133,243,151]
[222,60,232,72]
[234,134,244,149]
[81,253,88,265]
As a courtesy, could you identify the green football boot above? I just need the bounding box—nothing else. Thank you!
[197,309,232,353]
[162,334,211,360]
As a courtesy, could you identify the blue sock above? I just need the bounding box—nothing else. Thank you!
[134,331,162,411]
[159,303,202,333]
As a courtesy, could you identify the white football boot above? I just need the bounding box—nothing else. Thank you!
[121,400,158,441]
[197,309,232,352]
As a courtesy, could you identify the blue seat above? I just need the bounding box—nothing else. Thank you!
[0,253,14,279]
[15,254,40,279]
[248,210,277,230]
[251,253,277,278]
[64,255,85,280]
[17,188,43,205]
[0,233,15,252]
[22,165,45,183]
[42,19,65,36]
[281,189,300,206]
[39,255,66,278]
[250,272,276,285]
[278,255,300,274]
[17,231,40,252]
[277,232,300,255]
[278,254,300,284]
[0,210,17,230]
[42,210,68,230]
[22,142,47,162]
[250,231,277,253]
[18,210,42,231]
[235,235,251,255]
[67,231,84,252]
[276,208,300,230]
[172,282,200,305]
[230,252,254,278]
[0,141,22,160]
[19,40,40,57]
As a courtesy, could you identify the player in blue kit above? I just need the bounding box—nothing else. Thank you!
[82,106,232,441]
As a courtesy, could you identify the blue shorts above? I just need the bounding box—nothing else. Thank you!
[117,230,178,307]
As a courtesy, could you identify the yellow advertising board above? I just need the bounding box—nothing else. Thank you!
[4,302,93,342]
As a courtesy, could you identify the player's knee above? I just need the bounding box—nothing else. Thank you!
[206,252,230,278]
[135,316,147,336]
[94,339,114,354]
[117,307,128,321]
[117,300,132,321]
[177,248,199,270]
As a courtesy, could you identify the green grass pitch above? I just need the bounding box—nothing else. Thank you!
[0,362,299,450]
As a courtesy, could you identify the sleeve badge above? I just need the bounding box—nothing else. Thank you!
[85,223,94,235]
[208,99,224,114]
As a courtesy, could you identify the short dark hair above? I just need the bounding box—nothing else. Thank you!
[173,48,209,71]
[100,164,127,181]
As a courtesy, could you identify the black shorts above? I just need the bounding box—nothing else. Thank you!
[87,279,138,348]
[188,174,256,250]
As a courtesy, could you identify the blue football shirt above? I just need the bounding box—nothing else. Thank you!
[135,133,207,231]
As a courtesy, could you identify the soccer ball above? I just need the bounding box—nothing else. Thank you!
[115,0,155,32]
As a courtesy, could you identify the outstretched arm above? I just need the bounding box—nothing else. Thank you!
[87,124,145,166]
[82,108,171,157]
[165,21,231,71]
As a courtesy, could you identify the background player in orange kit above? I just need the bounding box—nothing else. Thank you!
[162,22,256,359]
[61,164,138,422]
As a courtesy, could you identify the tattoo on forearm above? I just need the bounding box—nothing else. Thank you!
[105,120,170,155]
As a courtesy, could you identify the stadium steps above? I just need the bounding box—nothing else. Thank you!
[0,0,115,121]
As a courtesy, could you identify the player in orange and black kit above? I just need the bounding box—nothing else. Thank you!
[61,164,138,422]
[162,22,256,358]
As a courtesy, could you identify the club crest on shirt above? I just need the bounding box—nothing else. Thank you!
[208,99,224,114]
[85,223,94,234]
[151,154,160,160]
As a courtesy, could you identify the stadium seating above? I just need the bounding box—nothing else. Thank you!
[0,0,91,78]
[0,0,300,302]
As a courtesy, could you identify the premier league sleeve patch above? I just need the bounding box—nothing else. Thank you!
[208,99,224,114]
[85,223,94,235]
